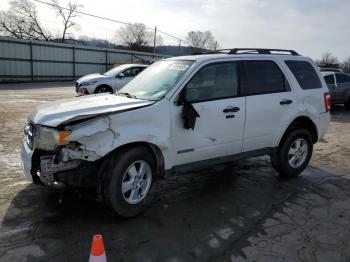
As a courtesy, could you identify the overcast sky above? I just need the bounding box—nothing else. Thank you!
[2,0,350,60]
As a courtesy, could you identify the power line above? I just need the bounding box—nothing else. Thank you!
[33,0,191,46]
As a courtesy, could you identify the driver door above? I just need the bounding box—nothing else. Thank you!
[171,61,246,166]
[115,68,139,90]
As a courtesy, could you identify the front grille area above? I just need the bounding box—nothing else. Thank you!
[75,82,79,92]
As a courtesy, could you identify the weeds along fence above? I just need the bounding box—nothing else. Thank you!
[0,36,170,83]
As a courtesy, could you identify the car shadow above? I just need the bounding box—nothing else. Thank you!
[0,158,348,262]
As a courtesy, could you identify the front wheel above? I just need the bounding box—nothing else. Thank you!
[95,85,113,94]
[271,129,313,178]
[98,147,156,217]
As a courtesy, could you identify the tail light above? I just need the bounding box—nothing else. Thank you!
[324,92,331,112]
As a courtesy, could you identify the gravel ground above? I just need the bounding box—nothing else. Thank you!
[0,82,350,262]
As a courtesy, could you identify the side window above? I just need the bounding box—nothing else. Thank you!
[185,62,239,103]
[324,75,335,85]
[335,73,350,84]
[285,61,322,89]
[123,68,139,77]
[243,60,287,96]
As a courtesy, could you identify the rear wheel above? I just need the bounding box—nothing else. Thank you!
[345,98,350,110]
[95,85,113,94]
[98,147,156,217]
[271,129,313,178]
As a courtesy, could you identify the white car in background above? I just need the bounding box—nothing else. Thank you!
[75,64,148,95]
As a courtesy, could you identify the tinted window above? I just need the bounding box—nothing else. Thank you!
[243,60,286,95]
[123,67,143,77]
[285,61,322,89]
[185,62,239,102]
[335,73,350,84]
[324,75,335,85]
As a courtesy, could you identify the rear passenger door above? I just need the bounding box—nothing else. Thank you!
[242,60,298,152]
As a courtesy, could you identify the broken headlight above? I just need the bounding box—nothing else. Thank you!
[35,126,71,151]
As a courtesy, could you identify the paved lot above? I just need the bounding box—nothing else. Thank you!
[0,82,350,262]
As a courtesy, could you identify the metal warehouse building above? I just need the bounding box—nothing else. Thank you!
[0,36,168,83]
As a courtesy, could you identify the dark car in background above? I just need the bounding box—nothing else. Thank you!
[322,71,350,109]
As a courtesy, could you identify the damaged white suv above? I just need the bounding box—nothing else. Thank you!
[21,48,330,217]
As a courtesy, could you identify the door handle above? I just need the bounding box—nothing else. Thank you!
[223,106,240,113]
[280,99,293,105]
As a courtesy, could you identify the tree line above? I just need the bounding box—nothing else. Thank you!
[316,52,350,73]
[0,0,219,52]
[1,0,349,68]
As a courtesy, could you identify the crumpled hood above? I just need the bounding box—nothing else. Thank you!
[29,94,154,127]
[77,73,110,83]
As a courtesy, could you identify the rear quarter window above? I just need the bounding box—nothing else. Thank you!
[285,61,322,89]
[335,73,350,84]
[324,74,335,85]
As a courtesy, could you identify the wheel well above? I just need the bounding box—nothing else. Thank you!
[108,142,165,177]
[95,85,113,93]
[280,116,318,146]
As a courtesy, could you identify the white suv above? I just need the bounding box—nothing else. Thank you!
[21,48,331,217]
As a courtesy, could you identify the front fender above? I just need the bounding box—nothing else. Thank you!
[63,100,173,167]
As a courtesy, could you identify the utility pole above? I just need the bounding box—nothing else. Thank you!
[153,26,157,58]
[214,41,218,51]
[178,40,182,55]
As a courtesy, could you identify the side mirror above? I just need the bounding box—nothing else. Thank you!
[177,89,187,105]
[117,72,125,79]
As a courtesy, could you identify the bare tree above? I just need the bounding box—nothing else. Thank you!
[0,0,51,40]
[341,56,350,74]
[185,30,217,50]
[50,0,82,42]
[115,23,162,51]
[316,52,339,66]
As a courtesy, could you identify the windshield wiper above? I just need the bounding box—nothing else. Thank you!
[118,92,137,99]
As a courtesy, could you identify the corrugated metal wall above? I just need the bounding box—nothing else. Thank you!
[0,36,169,82]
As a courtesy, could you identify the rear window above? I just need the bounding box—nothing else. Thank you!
[285,61,322,89]
[324,75,335,85]
[243,60,287,96]
[335,73,350,84]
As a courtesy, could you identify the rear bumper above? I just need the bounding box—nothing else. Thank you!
[318,112,331,140]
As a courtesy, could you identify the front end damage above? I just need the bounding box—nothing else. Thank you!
[23,116,120,188]
[21,94,155,188]
[29,147,102,188]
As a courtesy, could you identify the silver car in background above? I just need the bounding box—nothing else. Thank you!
[75,64,148,95]
[322,71,350,109]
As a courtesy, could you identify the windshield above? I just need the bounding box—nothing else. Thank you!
[103,65,128,77]
[119,60,193,101]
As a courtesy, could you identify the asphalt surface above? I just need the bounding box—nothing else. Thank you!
[0,82,350,262]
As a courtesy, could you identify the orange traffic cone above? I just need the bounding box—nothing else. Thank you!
[89,234,107,262]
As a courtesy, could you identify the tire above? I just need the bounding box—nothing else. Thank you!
[95,85,113,94]
[98,147,156,217]
[345,98,350,110]
[271,129,313,178]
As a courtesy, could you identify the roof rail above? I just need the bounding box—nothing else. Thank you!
[229,48,300,55]
[192,48,300,56]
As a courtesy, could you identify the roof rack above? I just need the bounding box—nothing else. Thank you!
[193,48,300,56]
